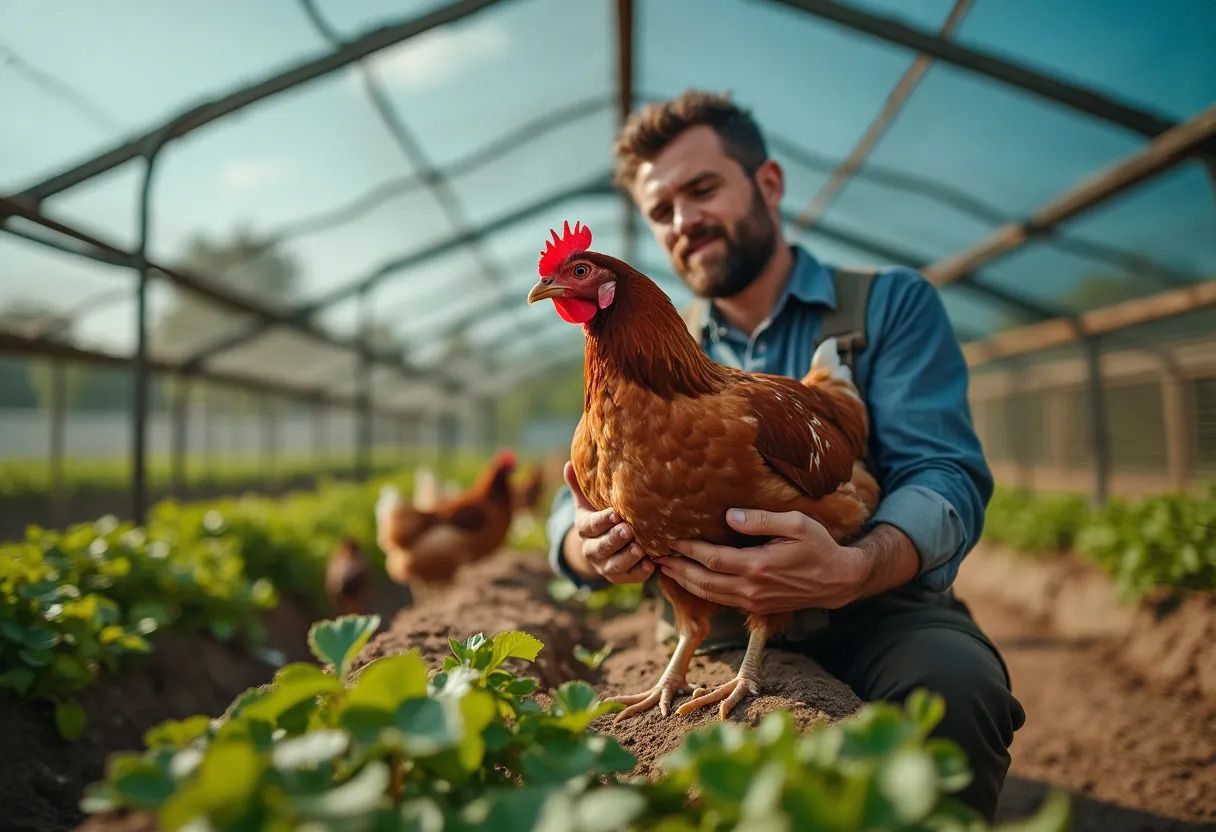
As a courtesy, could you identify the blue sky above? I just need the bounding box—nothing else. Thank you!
[1,0,1213,369]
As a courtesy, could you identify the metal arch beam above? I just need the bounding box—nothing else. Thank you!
[792,0,973,230]
[5,0,513,207]
[0,329,413,415]
[298,0,526,341]
[926,104,1216,288]
[963,278,1216,366]
[615,0,638,262]
[180,173,617,370]
[783,207,1063,320]
[765,0,1178,139]
[766,130,1194,288]
[260,95,616,247]
[0,196,438,387]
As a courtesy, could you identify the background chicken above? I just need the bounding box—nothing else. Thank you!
[375,450,518,598]
[527,221,879,720]
[325,537,369,616]
[514,464,545,516]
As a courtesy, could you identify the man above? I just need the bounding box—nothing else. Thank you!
[544,90,1024,820]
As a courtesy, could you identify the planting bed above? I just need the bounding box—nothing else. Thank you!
[352,553,864,776]
[1,598,315,832]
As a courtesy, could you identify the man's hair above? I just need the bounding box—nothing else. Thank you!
[611,90,769,189]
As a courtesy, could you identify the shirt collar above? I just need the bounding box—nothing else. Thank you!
[700,244,836,336]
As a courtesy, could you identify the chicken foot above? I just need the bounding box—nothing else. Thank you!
[675,621,767,719]
[605,624,708,721]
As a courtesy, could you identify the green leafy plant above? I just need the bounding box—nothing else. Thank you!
[82,619,1070,832]
[573,644,613,671]
[983,484,1216,600]
[0,514,276,736]
[82,619,634,831]
[548,577,645,616]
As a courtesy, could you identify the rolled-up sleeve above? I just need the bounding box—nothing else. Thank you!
[861,269,994,593]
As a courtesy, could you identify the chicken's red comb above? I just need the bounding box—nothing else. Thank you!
[538,221,592,277]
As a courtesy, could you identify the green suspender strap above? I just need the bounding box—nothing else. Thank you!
[817,266,876,403]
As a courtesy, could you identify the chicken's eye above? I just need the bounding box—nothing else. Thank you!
[573,265,589,277]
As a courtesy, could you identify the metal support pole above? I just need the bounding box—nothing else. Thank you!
[49,361,67,526]
[131,123,177,526]
[355,287,373,481]
[1083,335,1110,506]
[171,377,190,499]
[312,401,326,471]
[202,384,216,484]
[261,393,275,485]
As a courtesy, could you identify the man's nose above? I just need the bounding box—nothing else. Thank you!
[672,201,704,240]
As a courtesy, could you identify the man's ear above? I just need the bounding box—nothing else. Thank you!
[755,158,785,212]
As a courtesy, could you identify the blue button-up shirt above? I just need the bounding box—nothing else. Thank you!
[546,245,994,596]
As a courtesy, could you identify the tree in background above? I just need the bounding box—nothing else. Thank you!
[156,225,301,357]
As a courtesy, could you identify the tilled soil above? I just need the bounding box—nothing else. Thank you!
[954,570,1216,830]
[356,554,863,775]
[2,596,317,832]
[35,548,1216,832]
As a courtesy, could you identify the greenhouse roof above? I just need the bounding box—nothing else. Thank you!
[2,0,1215,411]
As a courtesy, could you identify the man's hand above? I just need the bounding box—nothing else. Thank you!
[653,507,918,614]
[560,461,654,585]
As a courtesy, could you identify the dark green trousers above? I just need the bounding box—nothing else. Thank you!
[791,587,1026,822]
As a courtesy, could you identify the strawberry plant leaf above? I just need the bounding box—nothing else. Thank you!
[507,677,538,697]
[238,664,342,726]
[110,760,175,809]
[22,627,60,650]
[872,749,938,824]
[904,688,946,738]
[488,631,543,671]
[392,698,458,756]
[289,760,392,821]
[145,715,213,750]
[0,666,35,696]
[272,729,350,770]
[158,740,264,831]
[574,787,648,832]
[307,614,380,678]
[54,697,87,741]
[345,650,428,711]
[925,738,973,792]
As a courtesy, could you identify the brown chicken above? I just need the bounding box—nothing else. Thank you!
[325,537,370,616]
[513,465,546,516]
[375,450,518,595]
[526,221,879,720]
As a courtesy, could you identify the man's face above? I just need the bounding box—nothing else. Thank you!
[630,125,782,298]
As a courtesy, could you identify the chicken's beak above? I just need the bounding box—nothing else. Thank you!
[527,281,566,304]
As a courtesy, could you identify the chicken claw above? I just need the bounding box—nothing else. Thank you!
[676,622,768,719]
[605,626,706,721]
[605,677,696,721]
[675,672,760,719]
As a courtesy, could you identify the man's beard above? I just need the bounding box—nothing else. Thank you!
[673,187,777,299]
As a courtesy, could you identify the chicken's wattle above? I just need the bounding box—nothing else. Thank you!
[553,297,598,323]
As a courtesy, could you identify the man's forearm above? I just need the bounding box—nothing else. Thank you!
[848,522,920,602]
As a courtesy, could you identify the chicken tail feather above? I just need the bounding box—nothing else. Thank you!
[375,484,403,529]
[810,336,852,384]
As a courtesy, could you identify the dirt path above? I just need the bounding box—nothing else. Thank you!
[957,584,1216,830]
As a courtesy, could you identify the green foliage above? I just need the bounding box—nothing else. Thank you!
[1075,485,1216,601]
[983,488,1091,554]
[983,484,1216,600]
[84,621,1070,832]
[547,577,645,616]
[0,514,274,725]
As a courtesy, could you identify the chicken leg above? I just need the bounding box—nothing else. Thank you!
[605,578,712,721]
[676,614,772,719]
